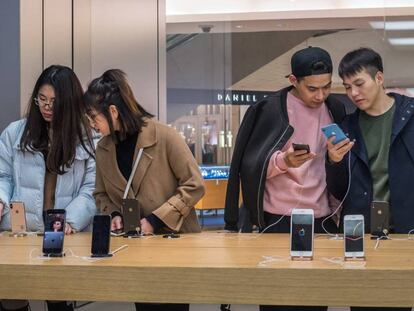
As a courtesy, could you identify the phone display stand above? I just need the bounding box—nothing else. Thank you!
[344,256,365,261]
[123,230,141,238]
[163,233,180,239]
[9,232,27,237]
[91,253,113,258]
[370,230,389,240]
[328,234,343,241]
[291,255,313,261]
[43,252,65,257]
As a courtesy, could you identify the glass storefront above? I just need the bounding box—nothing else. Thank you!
[166,13,414,172]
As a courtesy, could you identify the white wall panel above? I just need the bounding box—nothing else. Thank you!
[43,0,72,67]
[89,0,162,117]
[20,0,43,116]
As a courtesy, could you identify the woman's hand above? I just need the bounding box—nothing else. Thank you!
[140,218,154,235]
[65,223,76,235]
[111,215,123,231]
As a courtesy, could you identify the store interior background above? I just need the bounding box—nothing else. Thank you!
[1,0,414,309]
[166,1,414,227]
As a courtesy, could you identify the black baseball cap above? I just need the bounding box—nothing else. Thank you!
[288,46,333,78]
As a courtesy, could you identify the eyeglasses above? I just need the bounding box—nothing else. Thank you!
[34,96,54,109]
[85,112,101,125]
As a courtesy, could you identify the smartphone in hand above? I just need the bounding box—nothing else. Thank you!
[321,123,347,144]
[292,143,310,154]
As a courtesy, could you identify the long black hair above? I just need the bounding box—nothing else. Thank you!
[20,65,94,174]
[84,69,153,142]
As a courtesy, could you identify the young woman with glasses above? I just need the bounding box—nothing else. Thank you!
[0,65,96,311]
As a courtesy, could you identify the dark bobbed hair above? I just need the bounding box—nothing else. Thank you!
[338,47,383,80]
[83,69,153,142]
[20,65,94,175]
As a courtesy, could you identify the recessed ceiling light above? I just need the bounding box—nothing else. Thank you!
[370,21,414,30]
[388,37,414,45]
[235,25,243,29]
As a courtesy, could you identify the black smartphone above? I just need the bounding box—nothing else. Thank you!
[370,201,390,237]
[292,143,310,154]
[121,198,141,235]
[42,209,66,256]
[91,215,112,257]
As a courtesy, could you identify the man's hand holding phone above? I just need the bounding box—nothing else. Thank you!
[284,145,316,168]
[327,137,354,163]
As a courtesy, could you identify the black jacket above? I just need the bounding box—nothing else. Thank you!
[224,86,347,231]
[326,93,414,233]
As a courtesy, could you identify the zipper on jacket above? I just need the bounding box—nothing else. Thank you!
[257,124,292,229]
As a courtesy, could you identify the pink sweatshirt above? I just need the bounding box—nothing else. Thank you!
[263,92,333,218]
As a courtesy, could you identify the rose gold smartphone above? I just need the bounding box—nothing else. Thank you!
[10,201,27,233]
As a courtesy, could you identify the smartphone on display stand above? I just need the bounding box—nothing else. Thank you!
[10,201,27,236]
[91,215,112,257]
[344,214,365,259]
[321,123,347,145]
[290,208,314,259]
[370,201,390,239]
[42,209,66,257]
[121,198,141,237]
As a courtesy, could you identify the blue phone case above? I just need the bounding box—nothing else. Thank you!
[321,123,347,144]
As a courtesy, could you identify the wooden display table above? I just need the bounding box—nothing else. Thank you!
[0,232,413,307]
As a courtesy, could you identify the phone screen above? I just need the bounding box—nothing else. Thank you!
[344,219,364,253]
[92,215,111,256]
[291,214,313,252]
[43,210,66,255]
[45,210,66,232]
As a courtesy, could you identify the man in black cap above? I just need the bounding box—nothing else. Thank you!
[224,47,347,310]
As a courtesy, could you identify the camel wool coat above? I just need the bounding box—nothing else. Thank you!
[94,118,205,233]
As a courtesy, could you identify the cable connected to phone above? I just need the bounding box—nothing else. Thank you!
[321,148,353,237]
[29,248,53,261]
[321,256,366,268]
[65,244,128,262]
[110,244,128,255]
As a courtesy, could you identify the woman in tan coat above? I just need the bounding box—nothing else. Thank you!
[83,69,204,311]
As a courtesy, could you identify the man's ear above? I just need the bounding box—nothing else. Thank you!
[375,71,385,86]
[288,74,298,87]
[109,105,119,120]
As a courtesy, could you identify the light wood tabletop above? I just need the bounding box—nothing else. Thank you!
[0,232,413,307]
